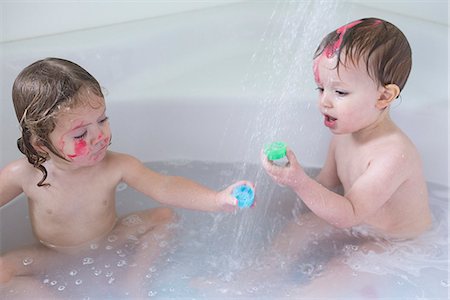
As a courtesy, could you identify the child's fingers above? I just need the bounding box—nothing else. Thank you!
[285,148,297,165]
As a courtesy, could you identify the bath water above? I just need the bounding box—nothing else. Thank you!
[10,161,447,299]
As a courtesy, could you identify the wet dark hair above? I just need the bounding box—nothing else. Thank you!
[12,57,104,186]
[314,18,412,91]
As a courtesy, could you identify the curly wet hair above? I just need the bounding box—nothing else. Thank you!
[12,58,104,186]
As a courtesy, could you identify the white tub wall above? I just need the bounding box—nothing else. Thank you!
[0,1,448,186]
[0,0,245,42]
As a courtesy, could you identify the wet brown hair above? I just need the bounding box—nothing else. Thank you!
[314,18,412,91]
[12,57,104,186]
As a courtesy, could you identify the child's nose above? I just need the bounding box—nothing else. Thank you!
[320,92,333,108]
[92,125,109,145]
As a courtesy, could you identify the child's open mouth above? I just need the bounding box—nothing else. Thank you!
[324,114,337,128]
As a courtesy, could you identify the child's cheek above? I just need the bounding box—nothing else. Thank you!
[67,140,89,160]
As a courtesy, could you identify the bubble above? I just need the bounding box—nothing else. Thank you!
[90,243,99,250]
[82,257,94,265]
[43,278,50,284]
[107,234,118,243]
[69,270,78,276]
[117,260,127,267]
[147,290,158,297]
[127,234,139,241]
[22,257,33,266]
[94,269,103,276]
[57,285,66,291]
[105,245,113,250]
[75,279,83,285]
[122,214,143,226]
[108,277,115,285]
[105,270,114,278]
[116,182,128,192]
[50,280,57,286]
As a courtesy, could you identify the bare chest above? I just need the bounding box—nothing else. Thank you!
[24,173,118,246]
[334,142,372,191]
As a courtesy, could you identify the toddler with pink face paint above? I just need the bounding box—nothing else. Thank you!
[211,18,432,296]
[0,58,253,297]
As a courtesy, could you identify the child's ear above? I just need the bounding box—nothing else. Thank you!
[376,84,400,109]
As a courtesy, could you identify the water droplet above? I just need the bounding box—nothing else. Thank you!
[23,257,33,266]
[82,257,94,265]
[147,290,158,297]
[43,278,50,284]
[69,270,78,276]
[108,277,115,285]
[94,269,102,276]
[57,285,65,291]
[441,280,449,287]
[90,243,99,250]
[75,279,83,285]
[50,280,57,286]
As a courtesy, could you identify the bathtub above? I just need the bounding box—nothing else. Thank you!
[1,1,448,299]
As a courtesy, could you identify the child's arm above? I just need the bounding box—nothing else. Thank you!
[261,148,407,228]
[0,160,25,207]
[116,153,250,212]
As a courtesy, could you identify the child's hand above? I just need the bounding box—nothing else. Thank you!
[260,148,306,188]
[216,181,255,212]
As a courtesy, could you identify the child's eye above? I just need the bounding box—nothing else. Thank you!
[99,116,109,124]
[74,131,87,140]
[316,87,324,93]
[335,90,348,96]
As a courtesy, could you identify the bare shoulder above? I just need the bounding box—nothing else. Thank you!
[102,150,148,177]
[104,151,142,167]
[1,158,36,183]
[371,128,424,181]
[0,158,36,205]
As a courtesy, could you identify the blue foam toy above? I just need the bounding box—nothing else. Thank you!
[233,185,255,208]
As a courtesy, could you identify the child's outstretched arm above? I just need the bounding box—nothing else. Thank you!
[0,160,25,207]
[117,153,252,212]
[261,147,407,229]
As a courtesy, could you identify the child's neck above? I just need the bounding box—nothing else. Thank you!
[351,110,395,143]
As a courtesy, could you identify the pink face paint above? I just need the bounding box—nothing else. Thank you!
[324,20,363,58]
[67,139,88,159]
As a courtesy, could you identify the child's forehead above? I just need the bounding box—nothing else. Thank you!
[55,97,106,127]
[316,54,370,82]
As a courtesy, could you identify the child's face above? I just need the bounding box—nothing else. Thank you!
[47,95,111,168]
[313,54,384,135]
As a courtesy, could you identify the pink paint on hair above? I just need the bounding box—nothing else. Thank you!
[325,19,363,58]
[313,56,322,83]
